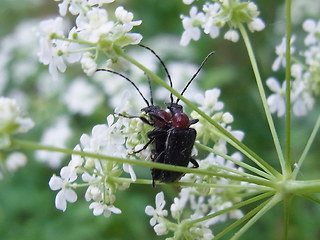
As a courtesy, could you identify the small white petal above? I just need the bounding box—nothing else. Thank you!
[55,190,67,211]
[64,188,77,203]
[155,192,165,210]
[145,205,155,216]
[154,223,168,236]
[49,175,63,190]
[108,206,122,214]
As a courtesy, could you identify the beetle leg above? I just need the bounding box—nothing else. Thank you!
[115,113,153,126]
[190,158,199,168]
[131,138,154,154]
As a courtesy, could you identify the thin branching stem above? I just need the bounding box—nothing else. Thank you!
[285,0,292,176]
[293,113,320,178]
[213,196,272,240]
[12,139,274,187]
[230,194,282,240]
[187,192,274,226]
[238,23,286,175]
[196,142,275,180]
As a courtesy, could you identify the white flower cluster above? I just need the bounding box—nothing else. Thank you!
[0,97,34,178]
[48,114,152,215]
[180,0,265,46]
[0,97,34,146]
[146,182,244,239]
[38,0,142,80]
[267,19,320,117]
[191,88,244,154]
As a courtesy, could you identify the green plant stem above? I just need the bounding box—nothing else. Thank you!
[283,196,292,240]
[12,139,273,187]
[52,35,96,46]
[230,194,281,240]
[196,142,275,180]
[188,192,274,226]
[286,180,320,194]
[293,113,320,178]
[116,46,279,178]
[213,196,272,240]
[300,194,320,204]
[285,0,292,176]
[113,176,270,191]
[238,23,286,175]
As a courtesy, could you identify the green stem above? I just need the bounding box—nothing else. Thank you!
[52,35,96,46]
[283,196,292,240]
[300,194,320,204]
[293,113,320,178]
[188,191,274,226]
[116,46,279,178]
[196,142,275,180]
[286,180,320,194]
[213,197,272,240]
[12,139,273,187]
[285,0,292,176]
[230,194,281,240]
[238,23,286,175]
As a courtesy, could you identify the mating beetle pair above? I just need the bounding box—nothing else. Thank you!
[98,45,214,186]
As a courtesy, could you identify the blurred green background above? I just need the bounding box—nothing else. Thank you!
[0,0,320,239]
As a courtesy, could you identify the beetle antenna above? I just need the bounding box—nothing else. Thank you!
[177,51,215,104]
[96,69,150,107]
[146,74,154,105]
[138,44,174,103]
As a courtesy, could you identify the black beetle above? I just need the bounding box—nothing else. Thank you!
[97,45,214,186]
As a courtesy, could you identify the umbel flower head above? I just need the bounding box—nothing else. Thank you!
[0,97,34,148]
[180,0,265,46]
[37,3,142,80]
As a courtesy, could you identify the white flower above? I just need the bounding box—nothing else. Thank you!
[58,0,115,16]
[272,36,295,71]
[266,77,286,117]
[0,97,34,135]
[248,17,265,32]
[80,124,109,153]
[115,6,142,32]
[154,223,168,236]
[180,7,205,46]
[68,145,84,168]
[49,166,78,211]
[123,163,136,181]
[37,17,67,80]
[36,117,71,168]
[89,202,121,217]
[202,3,221,38]
[170,188,190,219]
[5,152,27,172]
[145,192,168,226]
[63,77,103,115]
[88,0,114,6]
[224,29,240,42]
[194,88,224,114]
[182,0,195,4]
[76,7,114,43]
[291,80,314,116]
[303,19,320,45]
[81,52,97,76]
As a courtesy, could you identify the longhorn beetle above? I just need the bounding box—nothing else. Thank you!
[97,45,214,186]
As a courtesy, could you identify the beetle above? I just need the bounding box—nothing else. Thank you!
[97,45,214,186]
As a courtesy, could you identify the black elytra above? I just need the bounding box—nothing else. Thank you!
[97,44,214,186]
